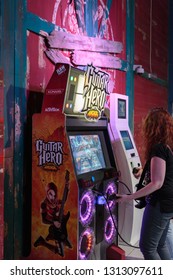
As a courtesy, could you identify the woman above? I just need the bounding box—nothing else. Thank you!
[116,108,173,260]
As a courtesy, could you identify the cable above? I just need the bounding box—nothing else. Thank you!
[105,193,140,249]
[117,179,141,203]
[92,186,140,249]
[117,179,131,194]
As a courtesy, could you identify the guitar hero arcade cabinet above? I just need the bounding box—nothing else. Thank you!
[63,64,124,260]
[66,117,119,260]
[30,63,124,260]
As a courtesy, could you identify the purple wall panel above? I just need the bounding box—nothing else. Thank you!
[134,76,168,164]
[135,0,168,79]
[134,0,168,161]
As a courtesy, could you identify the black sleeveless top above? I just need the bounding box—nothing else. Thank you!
[147,143,173,212]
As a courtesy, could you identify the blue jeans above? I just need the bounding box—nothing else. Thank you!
[139,201,173,260]
[166,220,173,259]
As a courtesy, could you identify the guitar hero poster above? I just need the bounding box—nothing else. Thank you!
[29,112,78,260]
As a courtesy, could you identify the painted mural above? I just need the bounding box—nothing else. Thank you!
[27,0,126,98]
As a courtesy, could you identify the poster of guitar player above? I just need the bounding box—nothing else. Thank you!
[29,112,78,260]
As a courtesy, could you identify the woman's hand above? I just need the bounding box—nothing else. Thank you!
[133,167,143,179]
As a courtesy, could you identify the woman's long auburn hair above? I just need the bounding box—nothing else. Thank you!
[142,108,173,160]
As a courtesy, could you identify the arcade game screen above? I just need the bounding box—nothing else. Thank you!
[118,98,126,119]
[120,130,134,150]
[69,134,106,175]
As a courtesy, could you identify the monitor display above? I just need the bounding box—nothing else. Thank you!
[68,134,106,175]
[118,98,126,119]
[120,130,134,150]
[63,68,85,116]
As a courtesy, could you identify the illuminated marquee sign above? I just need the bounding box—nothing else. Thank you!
[82,64,110,121]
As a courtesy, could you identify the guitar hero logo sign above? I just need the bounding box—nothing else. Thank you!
[35,139,64,170]
[82,64,110,121]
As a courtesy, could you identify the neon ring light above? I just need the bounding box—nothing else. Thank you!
[105,181,117,211]
[79,190,95,226]
[104,215,117,244]
[78,228,95,260]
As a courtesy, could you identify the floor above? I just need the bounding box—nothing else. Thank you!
[119,240,144,260]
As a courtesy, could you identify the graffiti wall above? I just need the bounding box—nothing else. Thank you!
[26,0,126,99]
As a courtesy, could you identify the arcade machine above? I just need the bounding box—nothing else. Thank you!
[108,93,143,246]
[66,117,119,260]
[31,63,125,260]
[63,64,125,260]
[30,63,79,260]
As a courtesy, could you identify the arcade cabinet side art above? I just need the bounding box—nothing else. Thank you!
[29,112,78,260]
